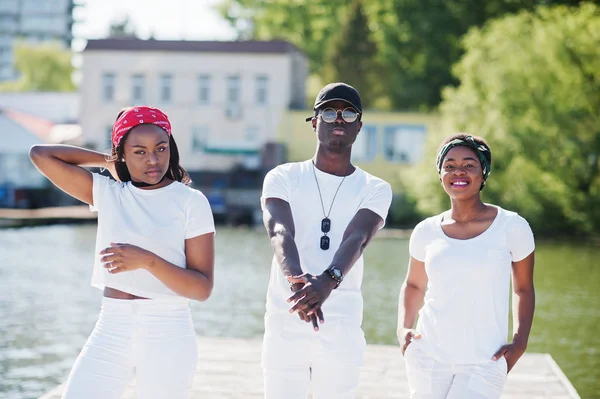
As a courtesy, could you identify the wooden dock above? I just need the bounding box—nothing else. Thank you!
[40,336,579,399]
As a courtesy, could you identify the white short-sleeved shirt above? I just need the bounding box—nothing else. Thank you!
[261,160,393,326]
[90,173,215,300]
[409,206,535,364]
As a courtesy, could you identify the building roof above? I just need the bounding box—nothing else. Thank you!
[0,108,81,150]
[2,108,54,142]
[84,39,303,55]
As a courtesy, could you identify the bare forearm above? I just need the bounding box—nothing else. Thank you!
[271,231,303,277]
[146,257,213,301]
[31,144,107,167]
[399,283,425,331]
[328,234,366,276]
[512,289,535,346]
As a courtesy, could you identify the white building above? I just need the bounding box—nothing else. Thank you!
[0,0,75,81]
[80,38,308,172]
[0,93,81,207]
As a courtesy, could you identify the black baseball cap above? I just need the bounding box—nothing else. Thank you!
[305,82,362,122]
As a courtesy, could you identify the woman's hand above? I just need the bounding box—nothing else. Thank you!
[492,339,527,373]
[400,328,422,356]
[100,242,157,273]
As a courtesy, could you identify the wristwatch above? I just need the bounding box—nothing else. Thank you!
[326,267,343,289]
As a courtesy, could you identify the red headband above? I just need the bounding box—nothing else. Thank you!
[111,106,172,148]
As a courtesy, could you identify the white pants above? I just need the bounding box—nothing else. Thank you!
[262,314,366,399]
[404,342,507,399]
[62,297,198,399]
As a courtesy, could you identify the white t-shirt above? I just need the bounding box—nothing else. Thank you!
[261,160,392,326]
[409,206,535,364]
[89,173,215,300]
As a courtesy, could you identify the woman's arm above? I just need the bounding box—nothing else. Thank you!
[100,233,215,302]
[148,232,215,301]
[397,256,428,354]
[29,144,114,205]
[493,251,535,372]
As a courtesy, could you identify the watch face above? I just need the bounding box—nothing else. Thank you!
[332,268,342,278]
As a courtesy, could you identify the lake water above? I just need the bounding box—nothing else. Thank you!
[0,225,598,398]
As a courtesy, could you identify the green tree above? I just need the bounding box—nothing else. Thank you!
[217,0,347,73]
[0,41,75,92]
[108,16,137,38]
[323,0,382,108]
[404,3,600,236]
[216,0,589,110]
[368,0,588,110]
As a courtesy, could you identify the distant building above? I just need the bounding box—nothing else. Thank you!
[0,92,81,208]
[0,92,79,122]
[279,110,439,190]
[80,38,308,173]
[0,0,75,81]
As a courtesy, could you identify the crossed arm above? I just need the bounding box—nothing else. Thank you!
[262,197,323,328]
[263,197,384,330]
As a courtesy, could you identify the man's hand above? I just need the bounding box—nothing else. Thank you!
[100,242,157,273]
[290,282,324,330]
[492,338,527,373]
[286,273,336,318]
[400,328,421,356]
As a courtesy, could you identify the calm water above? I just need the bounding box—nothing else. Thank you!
[0,225,598,398]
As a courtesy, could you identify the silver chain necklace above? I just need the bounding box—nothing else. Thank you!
[311,161,349,250]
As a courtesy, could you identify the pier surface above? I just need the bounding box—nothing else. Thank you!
[40,336,580,399]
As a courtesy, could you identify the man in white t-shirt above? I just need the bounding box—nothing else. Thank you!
[260,82,393,399]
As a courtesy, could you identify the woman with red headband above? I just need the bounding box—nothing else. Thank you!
[30,106,215,398]
[397,133,535,398]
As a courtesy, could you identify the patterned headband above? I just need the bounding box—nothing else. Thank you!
[436,136,492,181]
[111,106,172,148]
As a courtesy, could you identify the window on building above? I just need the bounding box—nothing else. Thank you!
[245,126,260,143]
[198,75,211,105]
[102,73,115,102]
[226,75,241,105]
[383,124,427,164]
[131,74,145,104]
[192,126,209,153]
[159,74,173,104]
[255,75,268,106]
[352,124,377,162]
[225,75,242,118]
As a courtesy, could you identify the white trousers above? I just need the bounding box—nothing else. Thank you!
[404,342,507,399]
[262,314,366,399]
[62,297,198,399]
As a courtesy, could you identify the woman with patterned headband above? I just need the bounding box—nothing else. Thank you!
[30,106,215,398]
[397,133,536,398]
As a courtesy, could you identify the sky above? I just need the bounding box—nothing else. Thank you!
[72,0,237,51]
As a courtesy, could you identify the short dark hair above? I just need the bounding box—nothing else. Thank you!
[109,108,191,185]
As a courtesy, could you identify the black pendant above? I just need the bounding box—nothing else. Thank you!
[321,218,331,233]
[320,235,330,250]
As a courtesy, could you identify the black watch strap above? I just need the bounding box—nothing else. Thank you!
[326,267,343,289]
